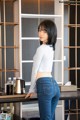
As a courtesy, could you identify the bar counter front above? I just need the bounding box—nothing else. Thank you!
[0,91,80,120]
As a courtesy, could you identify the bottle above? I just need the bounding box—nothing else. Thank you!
[13,77,16,94]
[6,77,14,95]
[5,77,11,94]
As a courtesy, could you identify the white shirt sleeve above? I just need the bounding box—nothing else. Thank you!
[28,45,44,93]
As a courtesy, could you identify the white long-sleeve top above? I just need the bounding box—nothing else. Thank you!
[28,44,54,93]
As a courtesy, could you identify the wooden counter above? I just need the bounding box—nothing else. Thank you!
[0,91,80,103]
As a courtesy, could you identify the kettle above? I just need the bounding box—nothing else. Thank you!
[15,79,25,94]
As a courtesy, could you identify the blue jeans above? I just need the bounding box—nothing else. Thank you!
[36,77,60,120]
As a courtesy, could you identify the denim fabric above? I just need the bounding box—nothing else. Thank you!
[36,77,60,120]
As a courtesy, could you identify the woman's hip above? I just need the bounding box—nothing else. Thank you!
[36,77,60,97]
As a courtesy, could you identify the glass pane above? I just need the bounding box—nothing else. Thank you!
[22,40,39,60]
[2,49,4,69]
[1,25,4,46]
[70,48,75,67]
[64,6,69,25]
[70,114,77,120]
[77,48,80,67]
[77,70,80,88]
[52,62,62,83]
[70,6,75,24]
[22,18,38,37]
[6,26,14,46]
[40,0,54,14]
[55,39,62,60]
[5,2,13,22]
[1,73,5,91]
[0,1,4,22]
[64,70,69,84]
[54,18,62,38]
[64,48,69,84]
[1,49,14,70]
[70,28,75,46]
[25,86,30,93]
[6,49,14,69]
[77,28,80,46]
[70,70,76,84]
[78,100,80,109]
[21,0,38,14]
[64,49,69,68]
[77,6,80,24]
[22,63,32,82]
[64,27,69,47]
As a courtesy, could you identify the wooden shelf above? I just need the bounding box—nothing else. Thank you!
[65,112,80,115]
[77,88,80,90]
[64,3,80,6]
[64,46,80,48]
[0,46,19,49]
[59,1,80,4]
[64,24,80,27]
[64,67,80,70]
[65,109,80,112]
[0,69,19,72]
[0,22,4,25]
[0,0,16,2]
[0,22,19,26]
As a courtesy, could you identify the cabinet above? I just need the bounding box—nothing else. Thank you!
[20,0,64,120]
[63,0,80,120]
[0,0,20,118]
[0,0,20,90]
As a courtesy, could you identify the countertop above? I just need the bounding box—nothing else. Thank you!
[0,91,80,103]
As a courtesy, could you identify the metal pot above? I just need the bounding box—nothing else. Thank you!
[15,79,25,94]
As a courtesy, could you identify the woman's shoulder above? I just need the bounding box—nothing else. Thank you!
[37,44,46,51]
[38,44,52,49]
[37,44,53,53]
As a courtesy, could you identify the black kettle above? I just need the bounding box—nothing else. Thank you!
[15,79,25,94]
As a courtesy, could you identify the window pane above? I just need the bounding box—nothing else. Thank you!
[22,18,38,37]
[55,39,62,60]
[6,49,14,69]
[22,63,32,82]
[5,2,13,22]
[6,26,14,46]
[21,0,38,14]
[40,0,54,14]
[52,62,62,83]
[22,40,39,60]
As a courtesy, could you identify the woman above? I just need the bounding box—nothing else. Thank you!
[26,20,60,120]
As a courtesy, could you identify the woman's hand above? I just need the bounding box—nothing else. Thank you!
[25,93,34,99]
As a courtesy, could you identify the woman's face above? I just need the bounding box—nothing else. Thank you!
[38,27,48,44]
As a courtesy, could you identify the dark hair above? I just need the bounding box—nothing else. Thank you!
[38,20,57,50]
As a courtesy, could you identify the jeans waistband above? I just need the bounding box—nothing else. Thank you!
[36,77,54,84]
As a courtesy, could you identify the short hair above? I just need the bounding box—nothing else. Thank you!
[38,20,57,50]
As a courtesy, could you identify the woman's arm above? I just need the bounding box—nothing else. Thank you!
[28,45,44,93]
